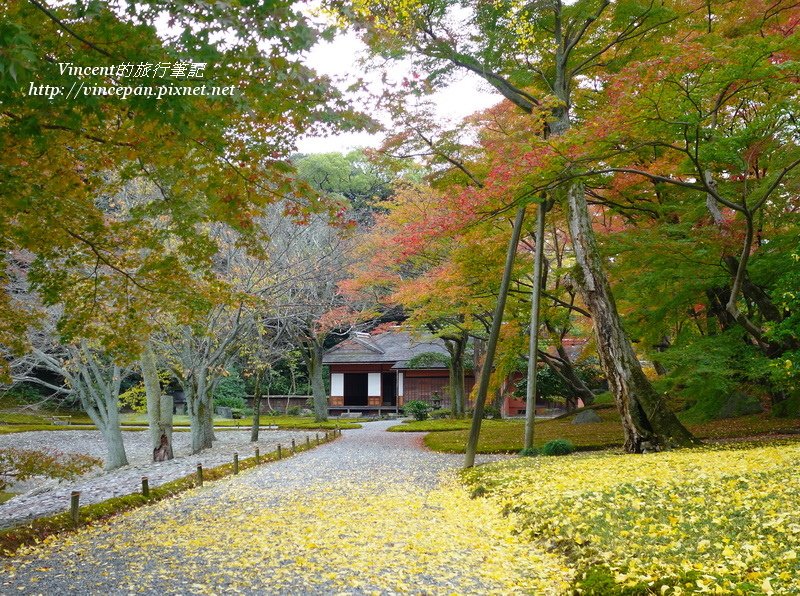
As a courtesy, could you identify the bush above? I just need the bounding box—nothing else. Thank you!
[773,392,800,418]
[430,408,451,419]
[0,448,102,490]
[213,368,247,410]
[403,400,433,421]
[120,370,173,413]
[483,405,502,419]
[1,385,44,405]
[286,405,302,416]
[119,384,148,413]
[541,439,575,456]
[518,447,539,457]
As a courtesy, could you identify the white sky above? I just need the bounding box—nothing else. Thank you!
[296,30,501,154]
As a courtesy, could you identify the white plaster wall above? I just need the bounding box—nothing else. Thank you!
[368,372,381,396]
[331,373,344,397]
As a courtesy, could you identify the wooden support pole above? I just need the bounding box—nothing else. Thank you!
[291,439,296,453]
[316,433,320,445]
[196,463,203,487]
[255,446,260,464]
[233,452,239,475]
[70,491,80,525]
[277,444,282,459]
[525,201,547,451]
[465,206,526,468]
[306,436,311,448]
[141,476,149,498]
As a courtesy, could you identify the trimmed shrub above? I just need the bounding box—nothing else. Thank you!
[483,405,502,419]
[430,408,451,419]
[403,400,433,421]
[518,447,539,457]
[541,439,576,456]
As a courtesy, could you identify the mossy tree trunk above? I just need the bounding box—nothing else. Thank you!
[141,340,173,461]
[250,369,263,442]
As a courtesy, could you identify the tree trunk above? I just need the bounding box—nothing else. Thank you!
[80,388,129,470]
[142,341,173,462]
[465,206,526,467]
[306,342,328,422]
[251,370,262,442]
[539,341,596,406]
[187,375,214,453]
[451,353,465,418]
[567,182,695,452]
[443,335,467,418]
[102,413,129,471]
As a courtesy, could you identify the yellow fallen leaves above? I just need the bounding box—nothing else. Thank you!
[7,469,572,594]
[464,441,800,594]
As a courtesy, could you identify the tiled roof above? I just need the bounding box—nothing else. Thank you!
[322,329,449,365]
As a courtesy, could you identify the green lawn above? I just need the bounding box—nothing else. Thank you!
[118,413,362,430]
[0,411,93,426]
[464,441,800,594]
[0,410,361,435]
[391,407,800,453]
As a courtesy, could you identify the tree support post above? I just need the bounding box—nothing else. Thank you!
[524,201,547,450]
[465,206,527,468]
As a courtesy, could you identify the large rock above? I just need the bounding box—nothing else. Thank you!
[572,409,603,424]
[215,406,233,419]
[716,392,764,419]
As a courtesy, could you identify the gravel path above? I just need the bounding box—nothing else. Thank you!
[0,428,315,530]
[2,421,572,594]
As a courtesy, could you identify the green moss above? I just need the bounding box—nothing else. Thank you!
[0,424,99,434]
[118,414,362,430]
[387,419,472,432]
[590,392,614,405]
[421,410,800,454]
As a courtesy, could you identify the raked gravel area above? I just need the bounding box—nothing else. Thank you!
[2,420,571,595]
[0,428,315,530]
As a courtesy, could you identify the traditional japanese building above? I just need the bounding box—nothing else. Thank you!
[322,328,475,415]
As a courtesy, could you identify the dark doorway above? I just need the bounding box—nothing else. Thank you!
[343,373,368,406]
[381,373,397,406]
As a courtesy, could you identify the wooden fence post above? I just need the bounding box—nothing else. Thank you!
[255,446,260,464]
[233,452,239,475]
[70,491,80,525]
[196,463,203,487]
[291,439,296,453]
[277,444,282,459]
[141,477,149,497]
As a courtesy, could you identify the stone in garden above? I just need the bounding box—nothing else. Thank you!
[215,406,233,419]
[716,392,763,419]
[572,409,603,424]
